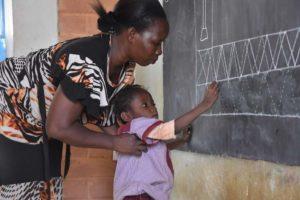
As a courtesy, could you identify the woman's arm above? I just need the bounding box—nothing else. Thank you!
[174,81,219,131]
[102,125,118,135]
[46,86,146,156]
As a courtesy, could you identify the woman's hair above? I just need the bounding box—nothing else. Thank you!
[113,85,149,119]
[92,0,167,34]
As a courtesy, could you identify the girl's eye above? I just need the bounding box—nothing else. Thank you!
[142,103,147,107]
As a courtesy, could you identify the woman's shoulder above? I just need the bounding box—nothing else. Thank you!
[63,34,109,48]
[54,33,110,64]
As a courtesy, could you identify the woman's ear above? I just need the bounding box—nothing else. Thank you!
[127,27,138,43]
[120,111,132,122]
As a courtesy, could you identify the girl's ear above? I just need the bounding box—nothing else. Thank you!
[120,111,132,122]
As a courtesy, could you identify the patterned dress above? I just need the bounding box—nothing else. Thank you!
[0,34,135,199]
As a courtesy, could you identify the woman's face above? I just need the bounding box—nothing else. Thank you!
[129,19,169,66]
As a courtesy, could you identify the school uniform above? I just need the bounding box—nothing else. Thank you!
[114,117,175,200]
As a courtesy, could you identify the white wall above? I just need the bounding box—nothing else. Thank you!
[12,0,58,57]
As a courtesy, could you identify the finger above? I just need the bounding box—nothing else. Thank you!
[138,144,148,152]
[213,92,218,98]
[214,89,219,95]
[209,85,217,92]
[187,125,193,134]
[210,81,217,88]
[134,150,142,157]
[135,140,143,147]
[133,134,142,141]
[213,85,218,92]
[212,86,219,94]
[211,83,218,90]
[127,62,136,68]
[125,72,133,76]
[126,68,134,72]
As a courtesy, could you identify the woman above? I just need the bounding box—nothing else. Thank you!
[0,0,169,199]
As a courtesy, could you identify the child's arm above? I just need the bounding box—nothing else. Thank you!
[146,81,218,141]
[174,81,218,132]
[166,125,192,150]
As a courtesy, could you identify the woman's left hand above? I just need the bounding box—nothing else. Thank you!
[112,134,147,156]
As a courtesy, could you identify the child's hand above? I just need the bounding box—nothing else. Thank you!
[182,125,192,142]
[201,81,219,109]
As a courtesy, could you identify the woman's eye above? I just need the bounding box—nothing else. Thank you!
[152,41,161,47]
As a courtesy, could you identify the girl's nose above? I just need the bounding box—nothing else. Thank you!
[151,106,158,114]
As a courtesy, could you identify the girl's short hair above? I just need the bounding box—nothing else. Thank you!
[113,85,149,119]
[92,0,167,35]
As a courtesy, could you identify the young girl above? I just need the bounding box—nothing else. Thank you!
[113,82,218,200]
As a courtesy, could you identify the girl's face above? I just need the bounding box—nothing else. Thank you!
[129,19,169,66]
[127,91,158,120]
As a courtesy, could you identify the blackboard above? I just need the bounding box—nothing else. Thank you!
[163,0,300,166]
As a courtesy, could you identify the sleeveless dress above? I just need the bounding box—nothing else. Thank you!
[0,34,135,199]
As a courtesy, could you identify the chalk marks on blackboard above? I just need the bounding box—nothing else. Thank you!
[196,27,300,86]
[198,68,300,118]
[195,27,300,118]
[201,113,300,119]
[200,0,208,41]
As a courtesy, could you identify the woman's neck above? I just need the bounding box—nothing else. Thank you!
[109,35,129,73]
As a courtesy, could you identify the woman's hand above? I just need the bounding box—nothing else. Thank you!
[112,134,147,156]
[201,81,219,109]
[47,87,146,154]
